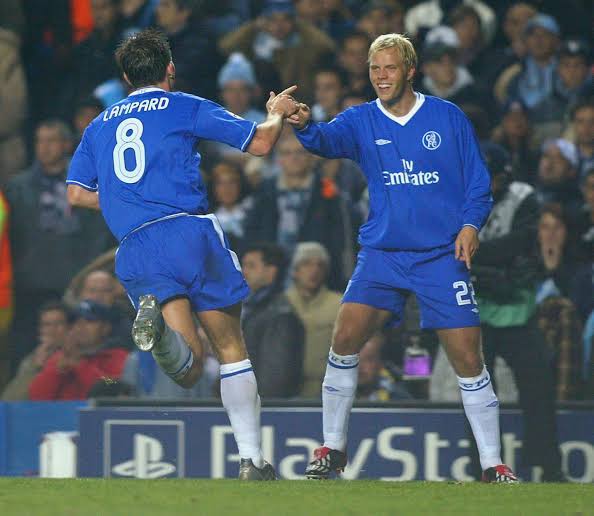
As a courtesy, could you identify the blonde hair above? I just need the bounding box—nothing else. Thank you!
[368,33,417,71]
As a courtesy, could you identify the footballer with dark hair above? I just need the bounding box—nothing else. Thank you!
[67,28,299,480]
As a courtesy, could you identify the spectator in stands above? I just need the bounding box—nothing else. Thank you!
[535,203,578,304]
[5,119,114,364]
[490,100,538,183]
[315,0,355,42]
[218,53,265,123]
[2,302,69,400]
[205,52,266,164]
[356,1,397,41]
[219,0,335,105]
[294,0,324,27]
[356,333,411,401]
[419,26,485,109]
[156,0,221,98]
[28,300,128,400]
[78,270,118,307]
[62,249,122,309]
[244,131,354,290]
[489,2,537,101]
[240,242,304,398]
[121,326,218,398]
[471,143,564,481]
[505,13,560,110]
[501,3,537,59]
[448,4,488,83]
[404,0,496,45]
[285,242,341,398]
[531,40,593,130]
[65,0,126,109]
[337,31,374,100]
[0,10,27,185]
[208,160,253,253]
[311,67,347,123]
[74,269,133,351]
[72,97,104,147]
[0,190,12,389]
[569,99,594,179]
[535,139,582,218]
[121,0,158,34]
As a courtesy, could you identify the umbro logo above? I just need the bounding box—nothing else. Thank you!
[375,139,392,145]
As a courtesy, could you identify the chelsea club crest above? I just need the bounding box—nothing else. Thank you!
[422,131,441,150]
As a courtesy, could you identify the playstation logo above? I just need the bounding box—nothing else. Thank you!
[112,433,176,478]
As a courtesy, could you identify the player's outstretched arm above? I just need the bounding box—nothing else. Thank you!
[67,184,100,210]
[246,86,299,156]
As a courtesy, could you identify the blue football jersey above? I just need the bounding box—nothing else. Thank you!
[67,87,257,241]
[294,93,493,251]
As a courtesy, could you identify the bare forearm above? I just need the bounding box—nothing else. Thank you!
[67,185,100,210]
[247,112,284,156]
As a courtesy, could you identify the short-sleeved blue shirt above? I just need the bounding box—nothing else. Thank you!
[67,87,257,241]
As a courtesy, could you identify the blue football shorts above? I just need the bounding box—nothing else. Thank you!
[342,244,480,330]
[115,213,249,311]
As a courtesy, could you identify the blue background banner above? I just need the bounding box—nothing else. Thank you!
[78,406,594,482]
[0,401,85,476]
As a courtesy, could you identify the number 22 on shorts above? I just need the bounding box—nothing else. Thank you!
[453,280,477,306]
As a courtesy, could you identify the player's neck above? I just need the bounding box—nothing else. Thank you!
[380,86,417,118]
[132,80,171,94]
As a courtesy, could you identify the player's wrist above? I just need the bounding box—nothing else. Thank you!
[462,223,478,233]
[266,109,286,120]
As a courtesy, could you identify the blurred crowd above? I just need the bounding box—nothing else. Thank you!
[0,0,592,405]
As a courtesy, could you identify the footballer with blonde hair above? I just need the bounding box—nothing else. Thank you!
[288,34,518,483]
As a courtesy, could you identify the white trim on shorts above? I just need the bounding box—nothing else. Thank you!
[189,213,242,272]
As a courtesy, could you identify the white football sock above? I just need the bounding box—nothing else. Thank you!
[152,325,194,381]
[458,366,502,470]
[322,348,359,451]
[220,359,264,468]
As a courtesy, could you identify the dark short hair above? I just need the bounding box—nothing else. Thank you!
[448,4,482,30]
[340,30,372,49]
[242,242,288,281]
[36,118,73,142]
[115,29,172,88]
[539,202,567,227]
[39,300,70,319]
[208,160,251,210]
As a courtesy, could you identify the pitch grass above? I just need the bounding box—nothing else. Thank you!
[0,479,592,516]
